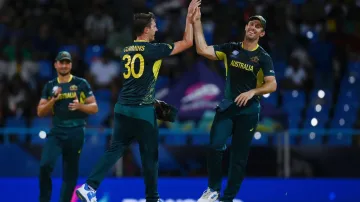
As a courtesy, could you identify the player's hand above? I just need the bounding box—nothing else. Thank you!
[187,0,201,19]
[68,95,81,111]
[192,6,201,22]
[235,90,255,107]
[52,87,62,101]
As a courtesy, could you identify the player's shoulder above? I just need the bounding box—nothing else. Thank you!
[149,42,173,49]
[72,76,90,85]
[258,45,271,58]
[44,78,57,88]
[220,41,241,48]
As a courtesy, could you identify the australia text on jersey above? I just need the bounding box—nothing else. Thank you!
[230,60,254,72]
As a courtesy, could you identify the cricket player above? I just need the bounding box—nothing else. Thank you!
[76,1,200,202]
[37,51,98,202]
[192,8,277,202]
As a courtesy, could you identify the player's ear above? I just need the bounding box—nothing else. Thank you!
[260,31,265,38]
[143,27,149,34]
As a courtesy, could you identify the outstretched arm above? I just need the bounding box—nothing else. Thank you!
[193,7,217,60]
[170,0,200,56]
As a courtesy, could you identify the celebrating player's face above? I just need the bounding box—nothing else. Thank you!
[55,60,72,76]
[245,20,265,41]
[148,19,158,41]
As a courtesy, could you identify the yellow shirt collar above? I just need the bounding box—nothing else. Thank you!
[57,74,73,83]
[241,43,259,51]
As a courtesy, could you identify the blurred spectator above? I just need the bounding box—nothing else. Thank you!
[8,53,38,86]
[106,22,132,54]
[283,57,308,90]
[3,36,31,61]
[0,77,5,126]
[32,23,57,59]
[85,4,114,44]
[70,51,87,78]
[0,51,8,79]
[89,49,119,89]
[291,45,313,69]
[6,75,31,119]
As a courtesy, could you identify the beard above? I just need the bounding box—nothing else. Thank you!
[58,71,71,76]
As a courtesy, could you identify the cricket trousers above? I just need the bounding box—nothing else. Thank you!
[39,126,85,202]
[87,107,159,202]
[207,107,259,202]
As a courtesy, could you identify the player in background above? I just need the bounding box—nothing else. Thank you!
[192,7,277,202]
[37,51,98,202]
[76,1,201,202]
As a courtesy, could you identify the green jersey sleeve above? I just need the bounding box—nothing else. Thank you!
[213,42,238,60]
[261,53,275,77]
[41,83,50,99]
[148,43,174,60]
[81,80,94,98]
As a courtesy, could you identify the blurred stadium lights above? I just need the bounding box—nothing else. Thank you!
[318,90,325,98]
[311,118,318,126]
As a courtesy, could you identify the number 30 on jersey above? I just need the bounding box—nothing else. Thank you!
[122,53,144,79]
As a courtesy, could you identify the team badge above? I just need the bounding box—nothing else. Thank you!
[232,50,239,56]
[250,56,260,63]
[70,85,78,91]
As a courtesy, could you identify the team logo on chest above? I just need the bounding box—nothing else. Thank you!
[231,50,239,56]
[70,85,78,91]
[250,56,260,64]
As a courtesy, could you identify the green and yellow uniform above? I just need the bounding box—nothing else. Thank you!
[39,75,93,202]
[208,42,275,202]
[86,40,174,202]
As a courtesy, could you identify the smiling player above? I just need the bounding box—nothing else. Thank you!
[37,51,98,202]
[76,1,200,202]
[192,8,277,202]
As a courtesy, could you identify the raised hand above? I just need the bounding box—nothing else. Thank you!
[188,0,201,19]
[192,6,201,23]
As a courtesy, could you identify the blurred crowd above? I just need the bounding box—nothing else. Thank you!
[0,0,360,129]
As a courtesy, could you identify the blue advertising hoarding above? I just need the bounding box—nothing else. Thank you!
[1,178,359,202]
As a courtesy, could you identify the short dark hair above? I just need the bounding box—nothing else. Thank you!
[133,12,155,37]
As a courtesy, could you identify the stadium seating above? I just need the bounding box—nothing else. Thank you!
[252,132,269,145]
[308,89,332,106]
[164,135,188,145]
[0,145,39,177]
[37,60,53,80]
[31,117,52,128]
[94,89,112,101]
[84,45,104,65]
[262,92,278,107]
[300,132,323,145]
[191,134,209,145]
[5,116,27,127]
[327,133,352,146]
[87,100,111,127]
[58,45,80,56]
[282,90,306,110]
